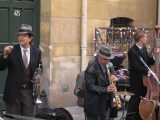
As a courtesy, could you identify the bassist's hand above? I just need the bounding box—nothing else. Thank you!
[154,48,160,53]
[150,71,158,81]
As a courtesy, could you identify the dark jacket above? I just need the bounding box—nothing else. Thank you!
[84,59,111,115]
[74,62,116,108]
[0,44,42,105]
[128,44,155,97]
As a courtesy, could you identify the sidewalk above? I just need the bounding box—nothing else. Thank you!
[65,106,127,120]
[65,106,85,120]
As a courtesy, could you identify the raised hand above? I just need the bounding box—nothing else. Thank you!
[4,46,14,57]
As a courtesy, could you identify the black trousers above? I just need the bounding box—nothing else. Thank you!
[5,88,35,117]
[86,114,106,120]
[86,112,109,120]
[125,95,142,120]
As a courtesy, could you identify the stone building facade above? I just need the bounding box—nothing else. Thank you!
[40,0,157,108]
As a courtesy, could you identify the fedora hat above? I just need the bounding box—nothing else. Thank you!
[97,44,114,59]
[17,24,34,35]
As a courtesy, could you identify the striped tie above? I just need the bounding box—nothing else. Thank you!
[22,50,28,69]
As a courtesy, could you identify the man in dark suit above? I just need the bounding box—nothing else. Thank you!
[84,45,118,120]
[0,24,42,117]
[126,31,159,120]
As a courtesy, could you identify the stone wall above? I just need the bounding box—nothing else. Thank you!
[40,0,157,108]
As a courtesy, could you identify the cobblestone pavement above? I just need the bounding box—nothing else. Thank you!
[65,106,127,120]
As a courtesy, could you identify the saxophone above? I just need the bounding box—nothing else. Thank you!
[106,65,122,109]
[32,64,43,104]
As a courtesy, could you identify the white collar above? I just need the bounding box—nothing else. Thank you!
[135,44,143,50]
[20,45,30,53]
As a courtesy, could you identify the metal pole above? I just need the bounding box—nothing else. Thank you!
[81,0,87,71]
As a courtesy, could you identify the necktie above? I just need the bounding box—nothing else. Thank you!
[141,48,143,54]
[103,66,106,73]
[104,67,108,78]
[22,50,28,69]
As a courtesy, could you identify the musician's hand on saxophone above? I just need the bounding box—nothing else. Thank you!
[107,75,118,93]
[107,84,115,93]
[111,75,118,83]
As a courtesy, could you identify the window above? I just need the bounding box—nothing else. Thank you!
[110,17,134,27]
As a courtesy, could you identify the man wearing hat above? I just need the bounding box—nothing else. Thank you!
[84,44,118,120]
[0,24,42,117]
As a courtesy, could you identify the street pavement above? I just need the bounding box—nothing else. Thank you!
[0,106,126,120]
[65,105,127,120]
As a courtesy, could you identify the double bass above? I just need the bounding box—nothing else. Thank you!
[139,26,160,120]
